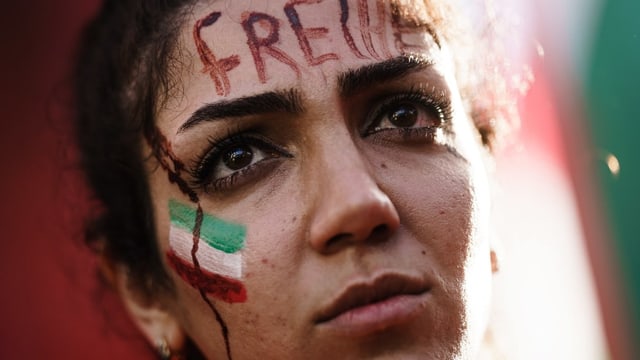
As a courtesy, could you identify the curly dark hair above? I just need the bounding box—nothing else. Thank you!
[73,0,195,296]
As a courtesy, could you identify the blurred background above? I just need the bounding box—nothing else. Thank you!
[0,0,637,358]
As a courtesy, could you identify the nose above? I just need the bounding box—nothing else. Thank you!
[307,135,400,254]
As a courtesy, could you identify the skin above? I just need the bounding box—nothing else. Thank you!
[141,0,495,358]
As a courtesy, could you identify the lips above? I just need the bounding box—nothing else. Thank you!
[314,272,430,335]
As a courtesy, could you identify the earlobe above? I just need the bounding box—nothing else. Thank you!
[101,257,186,357]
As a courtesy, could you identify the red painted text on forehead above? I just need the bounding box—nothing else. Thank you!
[193,0,436,96]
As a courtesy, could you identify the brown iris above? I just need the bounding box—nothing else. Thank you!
[222,145,253,170]
[389,104,418,127]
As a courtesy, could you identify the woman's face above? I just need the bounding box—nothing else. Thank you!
[147,0,494,358]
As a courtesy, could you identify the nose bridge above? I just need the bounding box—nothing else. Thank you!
[307,129,400,253]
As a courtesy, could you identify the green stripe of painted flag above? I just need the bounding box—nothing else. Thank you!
[169,199,245,254]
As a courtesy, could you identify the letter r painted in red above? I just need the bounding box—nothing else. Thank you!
[242,12,301,84]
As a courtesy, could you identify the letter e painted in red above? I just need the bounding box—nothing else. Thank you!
[339,0,367,59]
[356,0,392,60]
[285,0,339,66]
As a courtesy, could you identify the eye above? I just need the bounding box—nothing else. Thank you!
[363,90,451,140]
[191,134,291,193]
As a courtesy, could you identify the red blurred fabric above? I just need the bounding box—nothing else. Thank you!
[0,1,153,359]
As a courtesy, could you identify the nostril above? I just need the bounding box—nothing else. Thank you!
[325,233,351,251]
[324,224,391,252]
[370,224,390,243]
[372,224,388,235]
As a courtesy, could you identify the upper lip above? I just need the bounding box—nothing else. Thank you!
[314,272,431,324]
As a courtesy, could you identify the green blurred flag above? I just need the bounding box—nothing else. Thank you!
[584,0,640,350]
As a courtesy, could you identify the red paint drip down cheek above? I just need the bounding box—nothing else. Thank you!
[166,250,247,303]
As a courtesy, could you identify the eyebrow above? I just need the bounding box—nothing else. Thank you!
[338,54,435,97]
[178,55,434,133]
[178,89,304,133]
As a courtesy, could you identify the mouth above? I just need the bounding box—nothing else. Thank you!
[314,272,431,336]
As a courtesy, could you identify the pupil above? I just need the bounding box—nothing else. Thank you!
[223,145,253,170]
[390,104,418,127]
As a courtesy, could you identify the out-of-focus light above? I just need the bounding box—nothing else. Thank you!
[536,41,545,58]
[605,153,621,177]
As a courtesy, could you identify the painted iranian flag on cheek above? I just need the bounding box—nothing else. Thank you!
[166,199,247,303]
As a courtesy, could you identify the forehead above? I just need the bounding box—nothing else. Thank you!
[161,0,443,131]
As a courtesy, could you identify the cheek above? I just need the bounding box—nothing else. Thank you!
[164,197,307,357]
[215,204,307,354]
[386,157,478,269]
[379,154,492,348]
[231,195,305,290]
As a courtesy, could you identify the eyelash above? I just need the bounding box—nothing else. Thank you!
[189,87,453,194]
[363,87,452,141]
[188,128,291,193]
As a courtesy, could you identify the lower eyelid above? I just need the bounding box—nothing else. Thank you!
[365,127,438,146]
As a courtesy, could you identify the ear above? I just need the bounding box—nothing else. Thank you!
[100,258,186,355]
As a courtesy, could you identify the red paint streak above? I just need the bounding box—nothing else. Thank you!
[194,11,241,96]
[146,127,235,360]
[242,12,301,83]
[190,203,204,266]
[357,0,381,59]
[167,250,247,303]
[200,290,233,359]
[284,0,339,66]
[145,126,198,202]
[339,0,367,59]
[390,4,412,53]
[374,0,392,59]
